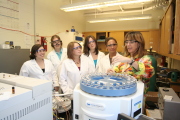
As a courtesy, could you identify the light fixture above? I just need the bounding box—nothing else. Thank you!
[60,0,153,12]
[88,14,152,23]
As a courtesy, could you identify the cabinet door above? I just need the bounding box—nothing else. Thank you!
[164,4,173,54]
[109,31,124,52]
[149,30,160,52]
[83,32,96,38]
[160,18,165,54]
[174,0,180,55]
[141,31,150,50]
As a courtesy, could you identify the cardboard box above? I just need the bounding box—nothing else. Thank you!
[146,92,158,103]
[146,109,162,120]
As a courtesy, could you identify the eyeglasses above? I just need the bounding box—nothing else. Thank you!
[37,49,46,52]
[73,46,82,50]
[107,44,117,47]
[88,40,95,44]
[124,40,138,45]
[51,40,61,44]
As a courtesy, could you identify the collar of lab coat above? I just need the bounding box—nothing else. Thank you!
[68,55,85,71]
[52,48,67,60]
[88,51,104,67]
[106,52,121,59]
[31,59,48,72]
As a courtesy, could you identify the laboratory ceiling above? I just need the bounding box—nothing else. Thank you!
[60,0,170,22]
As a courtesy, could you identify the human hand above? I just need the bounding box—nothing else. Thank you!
[112,55,131,64]
[107,68,114,74]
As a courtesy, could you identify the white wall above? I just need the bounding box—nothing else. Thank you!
[35,0,85,54]
[0,0,34,49]
[0,0,85,53]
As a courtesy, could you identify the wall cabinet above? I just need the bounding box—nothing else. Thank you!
[141,31,150,50]
[109,31,124,52]
[83,30,159,53]
[149,30,160,53]
[159,17,166,55]
[83,32,96,38]
[174,0,180,55]
[159,0,180,60]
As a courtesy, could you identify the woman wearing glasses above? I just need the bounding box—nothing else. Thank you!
[19,44,59,91]
[82,35,105,72]
[47,35,67,73]
[109,31,154,93]
[59,41,93,99]
[98,37,121,73]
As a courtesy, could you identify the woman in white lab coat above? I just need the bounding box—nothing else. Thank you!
[98,37,121,73]
[47,35,67,74]
[59,41,93,99]
[19,44,59,91]
[82,35,105,72]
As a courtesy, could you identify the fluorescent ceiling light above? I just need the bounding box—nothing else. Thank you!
[88,14,152,23]
[60,0,153,12]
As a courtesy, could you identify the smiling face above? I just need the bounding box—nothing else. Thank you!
[35,46,46,59]
[52,37,62,51]
[106,39,117,54]
[73,43,82,57]
[125,39,139,54]
[88,37,96,50]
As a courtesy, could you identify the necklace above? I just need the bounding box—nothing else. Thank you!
[73,60,80,64]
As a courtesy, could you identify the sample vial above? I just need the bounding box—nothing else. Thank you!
[12,86,15,94]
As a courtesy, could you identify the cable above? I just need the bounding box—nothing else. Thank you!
[53,110,64,120]
[55,96,70,120]
[0,26,61,38]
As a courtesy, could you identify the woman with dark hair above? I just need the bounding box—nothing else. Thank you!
[59,41,93,99]
[82,35,105,72]
[19,44,59,91]
[47,35,67,73]
[108,31,154,93]
[98,37,121,73]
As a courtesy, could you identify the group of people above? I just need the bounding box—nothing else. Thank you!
[19,31,154,99]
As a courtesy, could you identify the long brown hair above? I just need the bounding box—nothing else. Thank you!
[83,35,98,56]
[124,31,146,58]
[29,44,43,59]
[67,41,82,59]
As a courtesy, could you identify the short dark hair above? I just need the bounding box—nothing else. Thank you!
[29,44,43,59]
[50,35,62,48]
[67,42,82,59]
[105,37,117,46]
[83,35,99,56]
[124,31,146,58]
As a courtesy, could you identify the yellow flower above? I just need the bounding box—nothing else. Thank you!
[113,66,119,73]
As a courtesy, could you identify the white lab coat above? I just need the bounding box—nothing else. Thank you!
[47,48,67,71]
[19,59,59,87]
[81,51,105,72]
[59,56,93,97]
[98,52,121,73]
